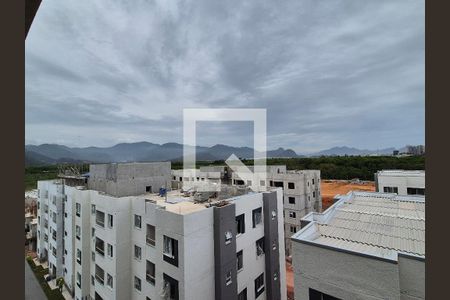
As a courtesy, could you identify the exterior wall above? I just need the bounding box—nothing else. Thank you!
[292,241,402,300]
[89,162,171,197]
[36,171,286,300]
[398,255,425,300]
[375,172,425,195]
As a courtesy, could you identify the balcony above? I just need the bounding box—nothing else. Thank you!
[95,274,104,285]
[146,273,155,285]
[146,235,155,247]
[95,246,104,257]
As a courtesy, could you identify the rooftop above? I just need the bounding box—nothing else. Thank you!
[143,185,266,215]
[292,191,425,261]
[376,170,425,177]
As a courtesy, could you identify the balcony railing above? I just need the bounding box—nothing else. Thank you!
[95,274,104,285]
[146,235,155,247]
[146,273,155,285]
[95,246,105,257]
[96,219,105,228]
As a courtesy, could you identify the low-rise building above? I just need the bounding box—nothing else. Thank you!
[375,170,425,196]
[37,162,287,300]
[291,191,425,300]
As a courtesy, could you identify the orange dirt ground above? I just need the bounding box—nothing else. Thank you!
[285,180,375,298]
[321,180,375,210]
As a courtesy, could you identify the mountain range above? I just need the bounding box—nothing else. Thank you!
[24,142,406,166]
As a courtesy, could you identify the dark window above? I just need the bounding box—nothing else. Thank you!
[254,273,265,298]
[134,215,142,228]
[269,180,273,187]
[289,211,296,218]
[237,250,243,271]
[236,214,245,235]
[94,292,103,300]
[163,235,179,267]
[274,181,283,187]
[108,214,113,228]
[384,186,399,194]
[288,197,295,204]
[146,260,155,285]
[407,187,425,195]
[163,273,179,300]
[238,288,247,300]
[146,224,156,246]
[309,288,342,300]
[312,178,315,185]
[288,182,295,189]
[96,210,105,227]
[256,237,265,256]
[134,276,141,291]
[146,186,152,193]
[290,226,296,233]
[252,208,262,228]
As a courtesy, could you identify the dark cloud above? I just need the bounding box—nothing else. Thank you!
[26,0,424,152]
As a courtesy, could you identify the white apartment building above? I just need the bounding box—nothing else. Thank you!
[230,166,321,256]
[375,170,425,196]
[37,162,287,300]
[291,191,425,300]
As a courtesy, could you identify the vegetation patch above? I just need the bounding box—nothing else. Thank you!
[26,256,65,300]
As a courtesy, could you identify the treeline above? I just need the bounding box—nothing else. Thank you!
[173,155,425,181]
[25,156,424,190]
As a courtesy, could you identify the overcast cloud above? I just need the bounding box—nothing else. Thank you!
[25,0,424,153]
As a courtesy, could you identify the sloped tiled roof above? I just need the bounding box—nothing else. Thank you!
[293,191,425,260]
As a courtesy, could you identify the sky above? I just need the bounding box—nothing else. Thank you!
[25,0,424,154]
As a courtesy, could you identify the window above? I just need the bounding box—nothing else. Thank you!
[163,235,179,267]
[91,251,95,262]
[407,187,425,195]
[95,292,103,300]
[91,204,96,214]
[269,180,273,187]
[313,191,316,198]
[309,288,342,300]
[238,288,247,300]
[290,226,296,233]
[76,272,81,288]
[236,214,245,235]
[274,271,278,281]
[288,182,295,189]
[107,274,113,288]
[107,244,113,258]
[260,180,265,186]
[96,210,105,227]
[146,260,156,285]
[76,249,81,264]
[274,181,283,187]
[91,275,95,286]
[107,214,113,228]
[225,231,233,245]
[92,227,95,237]
[76,203,81,217]
[75,225,81,240]
[312,178,315,185]
[95,264,105,285]
[384,186,399,194]
[237,250,243,271]
[95,237,105,256]
[226,271,232,286]
[134,276,141,291]
[288,197,295,204]
[162,274,179,300]
[254,273,265,298]
[134,245,142,260]
[134,215,142,229]
[146,186,152,193]
[252,208,262,228]
[246,180,252,186]
[256,237,265,256]
[289,211,296,219]
[146,224,156,246]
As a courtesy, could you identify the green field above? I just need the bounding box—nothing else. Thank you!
[25,156,424,191]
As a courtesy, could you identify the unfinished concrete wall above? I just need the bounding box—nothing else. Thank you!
[88,162,171,197]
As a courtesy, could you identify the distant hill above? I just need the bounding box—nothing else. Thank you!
[25,142,299,166]
[307,146,396,157]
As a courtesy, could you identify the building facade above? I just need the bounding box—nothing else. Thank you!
[375,170,425,196]
[230,166,321,256]
[291,191,425,300]
[37,162,287,300]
